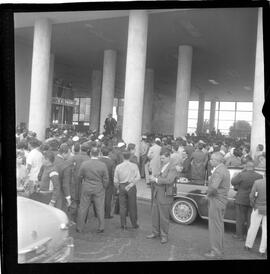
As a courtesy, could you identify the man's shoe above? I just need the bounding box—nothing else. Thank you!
[244,246,251,251]
[121,225,128,230]
[132,224,139,229]
[105,215,114,219]
[97,229,104,233]
[204,251,223,259]
[146,233,159,239]
[259,252,266,257]
[160,237,168,244]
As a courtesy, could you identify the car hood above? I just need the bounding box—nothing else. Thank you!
[17,197,69,251]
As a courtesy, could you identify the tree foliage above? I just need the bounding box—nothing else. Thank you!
[229,120,251,138]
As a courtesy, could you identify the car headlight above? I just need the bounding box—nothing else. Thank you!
[60,223,69,230]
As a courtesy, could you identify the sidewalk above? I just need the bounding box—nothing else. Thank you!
[136,179,151,202]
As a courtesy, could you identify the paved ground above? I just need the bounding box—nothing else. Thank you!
[69,199,266,262]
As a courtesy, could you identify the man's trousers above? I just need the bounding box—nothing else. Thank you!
[208,198,226,255]
[104,184,114,218]
[119,183,137,227]
[76,182,105,232]
[245,209,267,253]
[151,197,171,238]
[235,203,252,238]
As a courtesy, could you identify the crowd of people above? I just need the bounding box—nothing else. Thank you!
[16,119,267,259]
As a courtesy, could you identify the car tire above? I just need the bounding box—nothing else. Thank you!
[170,199,197,225]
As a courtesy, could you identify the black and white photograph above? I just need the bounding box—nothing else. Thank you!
[1,0,268,268]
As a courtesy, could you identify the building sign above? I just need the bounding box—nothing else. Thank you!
[52,97,76,107]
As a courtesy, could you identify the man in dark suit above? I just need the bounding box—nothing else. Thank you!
[99,146,115,219]
[104,113,117,136]
[54,143,73,214]
[231,160,263,240]
[69,142,90,222]
[76,147,109,233]
[204,152,230,259]
[147,149,178,244]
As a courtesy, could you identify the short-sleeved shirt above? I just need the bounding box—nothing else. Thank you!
[114,161,141,184]
[26,148,44,181]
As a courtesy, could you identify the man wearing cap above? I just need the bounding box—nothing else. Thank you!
[54,143,73,214]
[76,147,109,233]
[104,113,117,136]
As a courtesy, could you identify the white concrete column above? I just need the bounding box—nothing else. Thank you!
[251,8,265,157]
[142,68,154,134]
[99,50,117,133]
[174,45,193,138]
[122,10,148,157]
[46,53,55,129]
[90,70,102,132]
[209,99,216,131]
[28,18,52,141]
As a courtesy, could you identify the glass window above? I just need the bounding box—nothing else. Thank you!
[219,102,236,111]
[189,101,199,110]
[204,110,210,121]
[218,120,234,130]
[218,111,235,121]
[236,112,252,121]
[188,119,197,128]
[204,101,211,110]
[237,102,253,111]
[188,110,198,119]
[187,127,196,134]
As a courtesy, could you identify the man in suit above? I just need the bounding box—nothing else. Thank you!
[104,113,117,136]
[54,143,73,214]
[99,146,115,219]
[204,152,230,259]
[76,147,109,233]
[147,149,178,244]
[69,142,90,222]
[231,160,263,240]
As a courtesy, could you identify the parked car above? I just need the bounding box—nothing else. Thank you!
[17,196,74,263]
[170,167,265,225]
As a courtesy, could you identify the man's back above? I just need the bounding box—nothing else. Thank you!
[79,159,109,191]
[231,170,263,205]
[99,157,115,183]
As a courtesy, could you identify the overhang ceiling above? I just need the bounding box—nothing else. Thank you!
[14,8,258,98]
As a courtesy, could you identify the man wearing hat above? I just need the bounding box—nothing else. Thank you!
[54,143,73,214]
[104,113,117,136]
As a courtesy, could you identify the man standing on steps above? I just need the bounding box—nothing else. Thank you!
[104,113,117,136]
